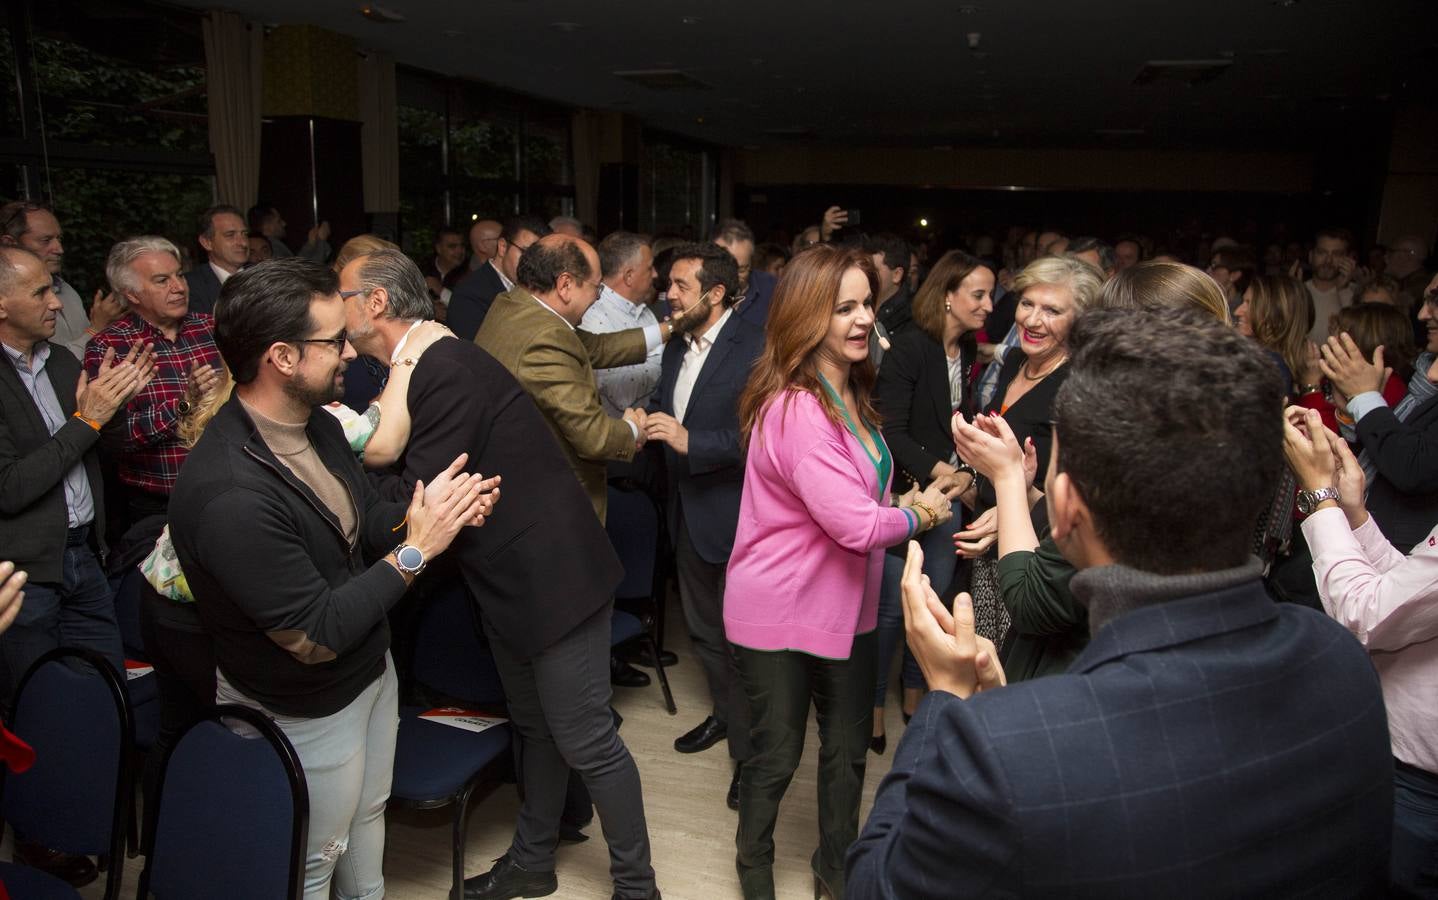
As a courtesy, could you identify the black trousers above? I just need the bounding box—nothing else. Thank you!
[674,510,751,760]
[734,632,876,900]
[485,602,655,897]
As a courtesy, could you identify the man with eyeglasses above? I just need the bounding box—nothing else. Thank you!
[478,233,681,522]
[0,200,124,359]
[169,257,494,900]
[448,214,550,342]
[711,219,777,326]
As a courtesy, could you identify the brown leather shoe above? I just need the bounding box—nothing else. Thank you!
[13,840,99,888]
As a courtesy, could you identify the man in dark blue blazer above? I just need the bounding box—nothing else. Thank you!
[643,243,764,807]
[712,219,775,327]
[185,204,249,316]
[849,308,1394,899]
[446,214,548,342]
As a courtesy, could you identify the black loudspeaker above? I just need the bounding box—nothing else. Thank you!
[598,162,639,236]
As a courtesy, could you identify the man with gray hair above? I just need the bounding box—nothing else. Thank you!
[580,231,662,417]
[338,246,664,900]
[712,219,777,326]
[548,215,583,238]
[85,236,223,526]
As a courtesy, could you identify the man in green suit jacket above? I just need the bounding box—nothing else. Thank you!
[476,234,676,523]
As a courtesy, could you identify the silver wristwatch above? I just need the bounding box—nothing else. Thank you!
[1296,486,1340,515]
[393,543,427,576]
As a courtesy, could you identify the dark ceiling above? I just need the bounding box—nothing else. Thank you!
[168,0,1438,150]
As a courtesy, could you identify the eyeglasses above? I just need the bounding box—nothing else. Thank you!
[291,332,348,351]
[338,288,370,301]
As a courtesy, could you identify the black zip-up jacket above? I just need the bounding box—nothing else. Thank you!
[169,396,407,717]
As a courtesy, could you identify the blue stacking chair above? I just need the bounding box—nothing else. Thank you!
[390,580,513,900]
[0,647,133,900]
[138,703,308,900]
[606,484,676,714]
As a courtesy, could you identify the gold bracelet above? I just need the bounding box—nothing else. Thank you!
[910,500,936,528]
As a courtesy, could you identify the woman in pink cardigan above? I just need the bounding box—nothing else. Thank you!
[725,245,952,900]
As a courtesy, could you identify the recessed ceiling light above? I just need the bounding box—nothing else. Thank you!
[550,21,584,32]
[958,4,981,12]
[443,29,464,38]
[681,15,701,25]
[1270,0,1298,7]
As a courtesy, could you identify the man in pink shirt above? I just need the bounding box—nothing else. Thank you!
[1286,406,1438,896]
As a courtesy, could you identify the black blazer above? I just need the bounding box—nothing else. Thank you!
[976,351,1068,509]
[169,398,407,718]
[646,313,765,564]
[185,262,222,316]
[0,343,106,582]
[848,579,1393,898]
[732,269,776,327]
[447,263,507,342]
[874,327,973,490]
[1358,392,1438,553]
[371,337,622,657]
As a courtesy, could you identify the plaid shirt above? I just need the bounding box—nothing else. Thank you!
[84,312,221,496]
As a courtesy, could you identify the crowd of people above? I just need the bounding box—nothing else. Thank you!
[0,192,1434,899]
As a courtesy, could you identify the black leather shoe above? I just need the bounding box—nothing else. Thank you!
[13,841,99,888]
[463,854,558,899]
[673,716,726,753]
[870,733,887,755]
[727,763,742,810]
[611,657,651,688]
[627,645,678,668]
[557,821,590,844]
[611,890,662,900]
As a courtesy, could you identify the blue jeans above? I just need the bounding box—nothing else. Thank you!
[0,532,123,706]
[1393,760,1438,898]
[873,500,962,708]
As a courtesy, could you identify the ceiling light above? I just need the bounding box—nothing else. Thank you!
[958,4,980,13]
[681,15,701,24]
[359,4,405,23]
[550,21,584,32]
[1270,0,1298,6]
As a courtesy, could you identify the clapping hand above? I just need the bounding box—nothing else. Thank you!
[901,541,1006,700]
[76,342,156,425]
[952,412,1035,489]
[1318,333,1388,402]
[0,562,26,634]
[953,507,998,558]
[423,454,501,527]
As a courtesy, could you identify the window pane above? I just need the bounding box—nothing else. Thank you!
[47,167,214,298]
[29,2,207,153]
[451,116,518,182]
[397,104,446,255]
[0,23,19,138]
[523,120,570,188]
[645,139,705,236]
[452,185,517,223]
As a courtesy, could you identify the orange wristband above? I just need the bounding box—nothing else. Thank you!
[72,410,102,432]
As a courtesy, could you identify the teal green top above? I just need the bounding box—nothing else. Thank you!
[818,375,917,535]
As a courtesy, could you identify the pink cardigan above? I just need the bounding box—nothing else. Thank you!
[724,389,918,659]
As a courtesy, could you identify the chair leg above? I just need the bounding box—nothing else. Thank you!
[644,635,676,715]
[451,780,479,900]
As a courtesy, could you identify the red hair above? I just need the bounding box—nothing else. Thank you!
[738,244,880,447]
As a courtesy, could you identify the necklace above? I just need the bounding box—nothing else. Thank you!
[1020,354,1067,382]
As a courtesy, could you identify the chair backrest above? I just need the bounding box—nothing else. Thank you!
[606,485,660,600]
[412,581,506,707]
[141,704,308,900]
[0,647,131,861]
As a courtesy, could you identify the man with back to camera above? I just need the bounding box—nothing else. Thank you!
[337,246,662,900]
[848,307,1393,898]
[447,214,550,342]
[185,204,250,316]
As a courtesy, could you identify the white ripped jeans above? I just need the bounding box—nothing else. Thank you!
[217,654,399,900]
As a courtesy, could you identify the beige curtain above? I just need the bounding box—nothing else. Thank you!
[358,52,400,214]
[202,11,263,208]
[571,110,602,230]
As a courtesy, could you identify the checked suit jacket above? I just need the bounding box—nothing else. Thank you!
[847,577,1394,898]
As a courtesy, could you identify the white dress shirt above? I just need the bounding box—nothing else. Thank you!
[674,308,734,423]
[580,284,663,417]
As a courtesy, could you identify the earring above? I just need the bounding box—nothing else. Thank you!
[944,302,951,311]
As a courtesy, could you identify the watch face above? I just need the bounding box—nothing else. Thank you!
[1297,493,1314,515]
[397,545,424,570]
